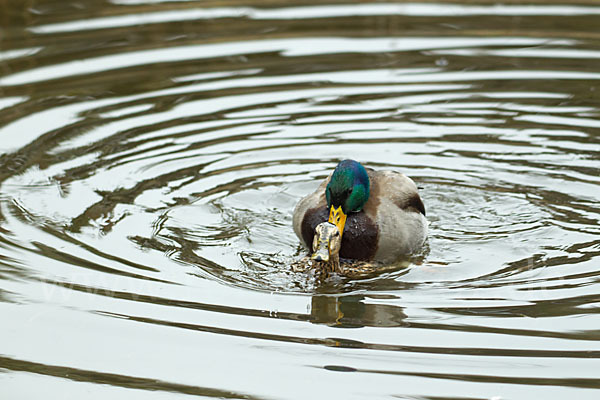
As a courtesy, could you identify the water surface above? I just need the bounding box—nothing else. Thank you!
[1,1,600,399]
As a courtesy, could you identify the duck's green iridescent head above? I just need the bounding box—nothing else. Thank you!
[325,159,370,237]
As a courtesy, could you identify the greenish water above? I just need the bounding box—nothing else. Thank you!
[1,1,599,399]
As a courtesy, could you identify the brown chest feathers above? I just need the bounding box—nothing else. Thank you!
[300,206,379,261]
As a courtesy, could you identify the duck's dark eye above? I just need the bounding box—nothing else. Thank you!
[346,188,353,197]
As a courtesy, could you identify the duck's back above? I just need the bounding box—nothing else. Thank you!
[293,169,427,262]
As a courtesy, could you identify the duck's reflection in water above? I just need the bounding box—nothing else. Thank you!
[309,294,407,328]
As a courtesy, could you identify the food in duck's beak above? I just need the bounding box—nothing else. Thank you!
[311,237,330,262]
[311,222,341,263]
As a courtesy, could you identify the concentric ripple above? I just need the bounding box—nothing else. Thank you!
[1,1,600,399]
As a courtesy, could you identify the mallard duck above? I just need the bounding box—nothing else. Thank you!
[292,159,427,272]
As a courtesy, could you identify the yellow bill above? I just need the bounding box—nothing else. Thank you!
[328,205,347,239]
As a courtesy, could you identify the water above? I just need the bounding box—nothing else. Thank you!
[1,1,600,398]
